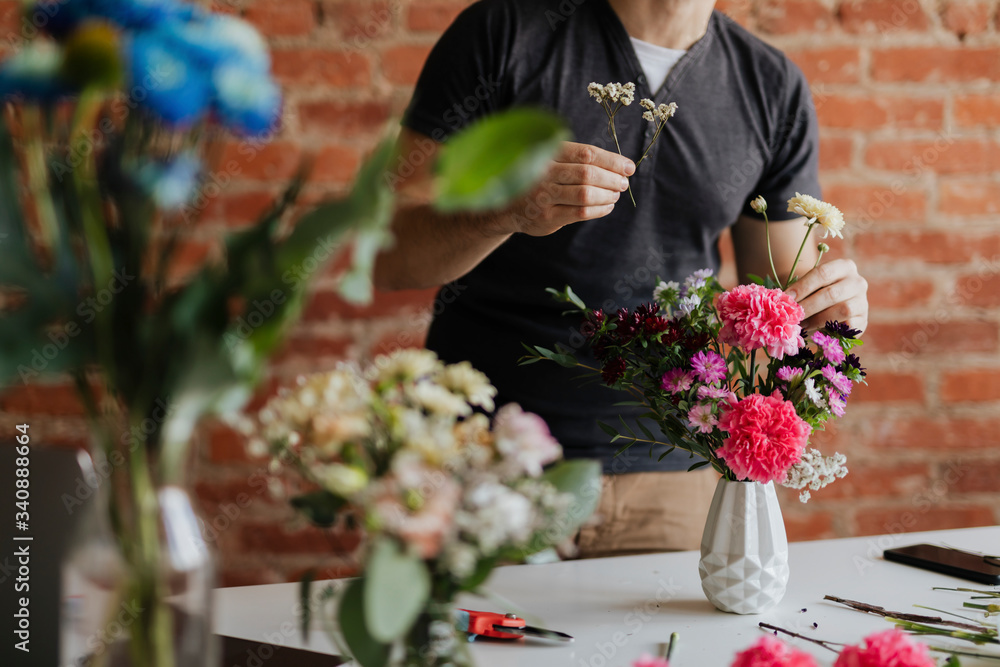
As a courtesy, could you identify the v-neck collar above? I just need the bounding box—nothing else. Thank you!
[597,0,718,101]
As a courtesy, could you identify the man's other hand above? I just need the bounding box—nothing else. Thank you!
[786,258,869,334]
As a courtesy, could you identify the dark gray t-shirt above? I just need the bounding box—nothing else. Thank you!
[403,0,821,473]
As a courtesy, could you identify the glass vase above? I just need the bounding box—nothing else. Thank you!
[697,478,789,614]
[60,454,217,667]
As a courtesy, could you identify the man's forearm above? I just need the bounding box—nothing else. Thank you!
[373,203,514,291]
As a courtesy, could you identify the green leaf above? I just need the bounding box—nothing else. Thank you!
[687,460,711,471]
[637,420,655,441]
[563,285,587,310]
[746,273,765,285]
[434,108,569,212]
[291,490,347,528]
[364,537,430,643]
[657,446,676,462]
[339,579,391,667]
[597,421,618,438]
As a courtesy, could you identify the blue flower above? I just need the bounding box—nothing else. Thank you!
[86,0,201,30]
[125,32,209,127]
[159,14,269,72]
[211,65,281,137]
[131,152,202,210]
[0,41,71,102]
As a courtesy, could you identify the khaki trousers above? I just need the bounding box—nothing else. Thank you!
[576,468,720,558]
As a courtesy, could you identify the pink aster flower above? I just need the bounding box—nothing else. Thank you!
[688,403,718,434]
[715,284,805,359]
[634,654,670,667]
[690,350,728,384]
[661,368,694,393]
[811,331,846,365]
[776,366,804,382]
[731,635,818,667]
[698,384,736,401]
[826,388,846,417]
[717,393,811,484]
[821,365,853,396]
[834,629,935,667]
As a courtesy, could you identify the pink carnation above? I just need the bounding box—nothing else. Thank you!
[731,635,818,667]
[634,655,670,667]
[834,629,935,667]
[715,284,805,359]
[661,368,694,393]
[717,393,810,484]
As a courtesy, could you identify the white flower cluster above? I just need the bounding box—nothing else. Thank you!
[787,192,845,239]
[588,81,635,105]
[251,348,575,581]
[783,448,848,502]
[639,98,678,123]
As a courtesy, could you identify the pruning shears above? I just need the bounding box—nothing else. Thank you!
[457,609,574,643]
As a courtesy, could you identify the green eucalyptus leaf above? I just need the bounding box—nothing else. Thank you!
[364,537,430,643]
[597,421,618,438]
[339,579,391,667]
[434,108,569,212]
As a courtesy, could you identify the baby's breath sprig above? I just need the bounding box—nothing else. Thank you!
[589,81,637,206]
[637,98,677,169]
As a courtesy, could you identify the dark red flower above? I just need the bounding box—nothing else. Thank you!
[682,331,711,351]
[601,357,627,385]
[644,315,671,335]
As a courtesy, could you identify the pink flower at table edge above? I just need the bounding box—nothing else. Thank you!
[633,654,670,667]
[715,283,805,360]
[493,403,562,477]
[716,392,810,484]
[731,635,819,667]
[833,629,936,667]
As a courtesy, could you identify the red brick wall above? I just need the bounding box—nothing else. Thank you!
[3,0,1000,586]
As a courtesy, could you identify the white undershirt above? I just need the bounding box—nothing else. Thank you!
[629,36,687,93]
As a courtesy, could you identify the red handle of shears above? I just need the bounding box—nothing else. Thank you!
[459,609,525,640]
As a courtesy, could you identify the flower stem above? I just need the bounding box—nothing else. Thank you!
[602,99,636,207]
[758,623,842,654]
[664,632,679,660]
[763,211,780,286]
[784,222,816,289]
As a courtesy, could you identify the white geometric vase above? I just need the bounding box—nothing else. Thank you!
[698,479,789,614]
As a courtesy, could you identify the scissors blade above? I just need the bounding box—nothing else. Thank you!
[492,624,574,642]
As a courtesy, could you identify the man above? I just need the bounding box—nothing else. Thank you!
[373,0,868,555]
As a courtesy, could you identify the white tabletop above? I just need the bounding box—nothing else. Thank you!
[213,526,1000,665]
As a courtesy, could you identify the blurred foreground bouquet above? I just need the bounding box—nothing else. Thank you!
[0,1,568,663]
[249,349,601,667]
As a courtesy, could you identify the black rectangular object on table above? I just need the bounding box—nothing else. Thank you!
[884,543,1000,584]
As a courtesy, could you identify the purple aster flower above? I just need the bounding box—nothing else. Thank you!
[684,268,714,290]
[687,403,718,434]
[690,350,727,384]
[824,321,862,340]
[844,354,867,378]
[660,368,693,393]
[776,366,804,382]
[827,388,846,417]
[811,331,846,364]
[821,364,853,396]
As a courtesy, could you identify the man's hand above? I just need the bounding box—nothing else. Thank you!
[785,258,869,334]
[510,141,634,236]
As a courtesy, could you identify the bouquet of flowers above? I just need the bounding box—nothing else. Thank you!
[525,194,865,501]
[250,349,601,667]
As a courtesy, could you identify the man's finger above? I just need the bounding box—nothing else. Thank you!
[785,258,856,302]
[550,163,630,192]
[547,183,621,207]
[557,141,635,176]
